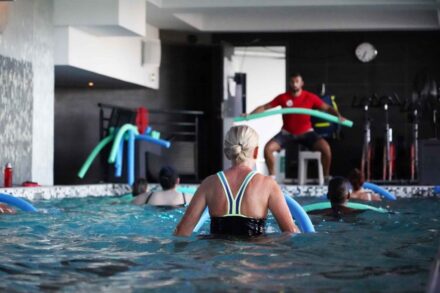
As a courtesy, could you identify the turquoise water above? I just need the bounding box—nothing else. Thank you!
[0,196,439,292]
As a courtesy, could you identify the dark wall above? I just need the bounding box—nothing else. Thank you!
[55,33,222,184]
[214,31,440,179]
[56,30,440,184]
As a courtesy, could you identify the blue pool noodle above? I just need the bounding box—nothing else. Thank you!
[0,193,37,212]
[284,195,315,233]
[192,195,315,234]
[136,134,171,149]
[194,208,210,233]
[127,130,135,186]
[115,138,124,177]
[363,182,396,200]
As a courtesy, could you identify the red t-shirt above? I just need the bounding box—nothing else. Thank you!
[268,90,324,135]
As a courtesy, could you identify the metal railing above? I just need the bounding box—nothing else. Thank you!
[98,103,204,181]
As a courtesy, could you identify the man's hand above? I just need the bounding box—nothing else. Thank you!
[337,114,346,122]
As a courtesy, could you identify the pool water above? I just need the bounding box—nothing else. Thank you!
[0,195,438,292]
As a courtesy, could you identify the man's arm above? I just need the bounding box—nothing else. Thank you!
[248,102,272,115]
[267,178,300,234]
[319,102,346,121]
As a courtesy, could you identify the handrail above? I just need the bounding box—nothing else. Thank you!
[98,103,204,116]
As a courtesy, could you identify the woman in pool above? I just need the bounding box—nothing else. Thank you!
[174,125,299,237]
[138,166,192,207]
[347,168,381,202]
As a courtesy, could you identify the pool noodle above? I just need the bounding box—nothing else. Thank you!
[77,133,114,178]
[192,194,315,234]
[234,108,353,127]
[115,137,124,177]
[177,186,198,194]
[193,208,210,233]
[108,124,139,163]
[135,134,171,149]
[0,193,37,212]
[127,130,135,186]
[302,201,387,213]
[284,195,315,233]
[363,182,396,201]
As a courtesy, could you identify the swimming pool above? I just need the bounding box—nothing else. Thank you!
[0,195,438,292]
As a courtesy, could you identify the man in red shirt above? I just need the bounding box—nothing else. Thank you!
[248,73,346,181]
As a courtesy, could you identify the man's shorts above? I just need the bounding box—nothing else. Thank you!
[271,130,322,150]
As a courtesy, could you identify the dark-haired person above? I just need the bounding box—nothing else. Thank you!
[131,178,151,205]
[145,166,192,207]
[309,177,364,218]
[347,168,381,202]
[247,73,346,182]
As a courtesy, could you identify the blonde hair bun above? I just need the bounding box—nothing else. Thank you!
[224,125,259,163]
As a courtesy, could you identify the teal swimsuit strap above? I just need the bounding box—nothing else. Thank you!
[217,171,257,216]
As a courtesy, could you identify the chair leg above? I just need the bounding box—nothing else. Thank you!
[298,157,305,185]
[304,159,308,185]
[318,159,324,186]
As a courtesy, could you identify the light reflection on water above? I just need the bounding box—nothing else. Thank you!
[0,196,438,292]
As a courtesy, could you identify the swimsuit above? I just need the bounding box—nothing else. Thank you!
[210,171,266,236]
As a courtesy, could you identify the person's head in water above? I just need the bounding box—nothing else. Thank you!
[224,125,259,166]
[327,177,351,206]
[159,166,179,190]
[132,178,148,196]
[347,168,364,192]
[289,73,304,94]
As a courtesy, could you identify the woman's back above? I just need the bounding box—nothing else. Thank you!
[174,125,299,237]
[148,189,191,207]
[204,167,272,219]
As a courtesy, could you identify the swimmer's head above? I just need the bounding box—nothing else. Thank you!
[327,177,351,205]
[347,168,364,192]
[132,178,148,196]
[159,165,179,190]
[289,73,304,93]
[224,125,259,164]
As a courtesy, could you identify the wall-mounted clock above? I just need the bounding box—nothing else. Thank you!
[355,42,378,63]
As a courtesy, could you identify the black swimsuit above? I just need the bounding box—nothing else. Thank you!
[210,171,266,236]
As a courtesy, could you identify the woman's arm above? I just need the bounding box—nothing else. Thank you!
[174,180,209,236]
[267,179,300,233]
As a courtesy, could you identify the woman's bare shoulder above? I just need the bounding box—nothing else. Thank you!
[198,174,219,190]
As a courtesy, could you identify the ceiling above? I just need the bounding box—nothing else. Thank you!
[146,0,440,32]
[56,0,440,89]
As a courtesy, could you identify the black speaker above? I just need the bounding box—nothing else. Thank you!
[419,139,440,185]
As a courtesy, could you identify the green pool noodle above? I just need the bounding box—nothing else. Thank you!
[302,202,387,213]
[234,108,353,127]
[108,124,140,163]
[78,133,115,178]
[151,130,160,139]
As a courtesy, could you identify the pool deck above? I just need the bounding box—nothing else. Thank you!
[0,183,438,201]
